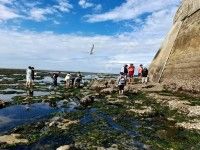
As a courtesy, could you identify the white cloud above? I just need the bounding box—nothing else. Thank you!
[0,6,177,73]
[54,0,73,12]
[86,0,180,23]
[79,0,94,8]
[0,0,13,4]
[29,8,53,21]
[93,4,102,12]
[0,0,180,73]
[0,4,20,21]
[28,0,73,22]
[78,0,102,12]
[0,0,73,22]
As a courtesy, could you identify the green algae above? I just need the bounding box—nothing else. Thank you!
[1,72,200,149]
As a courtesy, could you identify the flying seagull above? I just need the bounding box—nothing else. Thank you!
[90,44,95,55]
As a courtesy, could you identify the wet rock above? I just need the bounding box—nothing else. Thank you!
[0,100,7,108]
[48,117,62,127]
[127,106,153,116]
[57,119,79,130]
[97,147,106,150]
[97,144,118,150]
[176,119,200,130]
[134,100,143,104]
[117,95,128,99]
[156,130,167,139]
[107,99,124,106]
[0,134,28,145]
[90,80,106,91]
[105,95,112,99]
[48,117,79,129]
[100,88,117,94]
[80,95,94,106]
[188,106,200,117]
[109,144,118,150]
[56,145,71,150]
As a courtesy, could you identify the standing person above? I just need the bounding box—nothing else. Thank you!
[120,64,128,78]
[64,73,71,88]
[74,72,82,88]
[31,67,35,85]
[138,64,143,78]
[142,67,149,84]
[117,73,126,95]
[52,72,60,87]
[128,64,135,83]
[26,66,33,88]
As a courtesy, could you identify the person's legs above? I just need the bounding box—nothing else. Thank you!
[145,77,148,84]
[130,75,133,83]
[142,77,144,83]
[119,85,124,95]
[26,79,31,88]
[26,81,28,88]
[121,90,124,95]
[29,80,33,88]
[53,80,57,87]
[65,80,68,88]
[118,85,121,95]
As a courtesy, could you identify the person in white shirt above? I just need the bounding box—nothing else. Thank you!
[120,64,128,79]
[117,73,126,95]
[26,66,33,88]
[64,73,71,88]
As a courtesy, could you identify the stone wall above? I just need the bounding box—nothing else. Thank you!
[149,0,200,92]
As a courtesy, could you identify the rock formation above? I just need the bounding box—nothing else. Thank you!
[149,0,200,92]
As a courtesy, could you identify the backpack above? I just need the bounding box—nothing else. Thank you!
[119,76,126,85]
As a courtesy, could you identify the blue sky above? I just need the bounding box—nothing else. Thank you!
[0,0,181,73]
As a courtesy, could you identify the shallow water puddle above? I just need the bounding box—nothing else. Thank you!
[0,98,80,133]
[0,94,23,102]
[2,88,25,93]
[0,103,59,133]
[0,90,50,102]
[80,108,140,137]
[37,76,64,84]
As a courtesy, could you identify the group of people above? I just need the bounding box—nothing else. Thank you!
[117,64,149,95]
[26,66,83,89]
[64,72,82,88]
[49,72,83,89]
[26,64,149,95]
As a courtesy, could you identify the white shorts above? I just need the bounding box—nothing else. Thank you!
[26,76,33,83]
[142,77,148,83]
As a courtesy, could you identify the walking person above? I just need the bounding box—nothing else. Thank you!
[120,64,128,79]
[128,64,135,83]
[138,64,143,78]
[26,66,33,88]
[117,73,126,95]
[142,67,149,85]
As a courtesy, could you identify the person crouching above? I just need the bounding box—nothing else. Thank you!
[117,73,126,95]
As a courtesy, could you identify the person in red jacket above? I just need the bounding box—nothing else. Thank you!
[128,64,135,83]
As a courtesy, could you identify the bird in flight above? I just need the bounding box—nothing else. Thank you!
[90,44,95,55]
